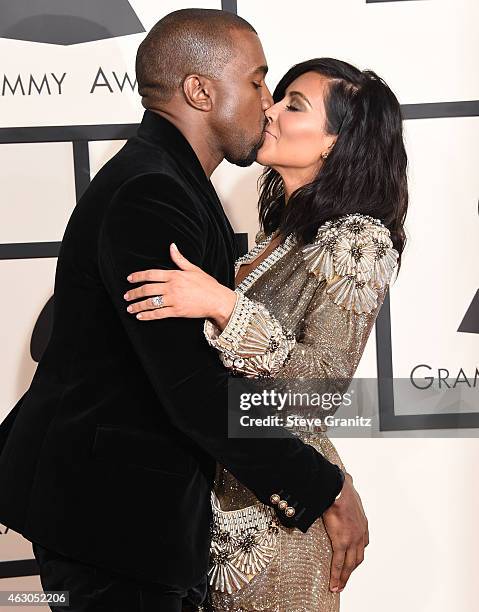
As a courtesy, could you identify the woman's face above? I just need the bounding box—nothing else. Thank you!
[256,71,336,177]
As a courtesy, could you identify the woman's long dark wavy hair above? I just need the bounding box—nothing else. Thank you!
[258,58,408,274]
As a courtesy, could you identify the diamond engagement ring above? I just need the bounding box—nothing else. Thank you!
[151,295,164,308]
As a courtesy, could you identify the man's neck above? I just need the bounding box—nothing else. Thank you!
[149,108,223,178]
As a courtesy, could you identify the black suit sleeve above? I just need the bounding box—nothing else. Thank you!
[98,174,344,531]
[0,393,25,453]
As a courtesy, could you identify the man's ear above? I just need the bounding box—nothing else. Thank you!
[183,74,214,111]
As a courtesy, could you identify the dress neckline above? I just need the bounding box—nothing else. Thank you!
[234,233,296,293]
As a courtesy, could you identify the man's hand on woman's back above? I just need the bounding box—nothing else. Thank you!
[322,473,369,593]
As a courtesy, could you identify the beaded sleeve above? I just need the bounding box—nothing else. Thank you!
[203,213,399,379]
[203,290,297,377]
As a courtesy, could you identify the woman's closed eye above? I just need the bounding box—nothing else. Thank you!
[286,104,300,112]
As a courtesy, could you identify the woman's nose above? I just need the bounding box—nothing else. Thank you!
[264,101,279,123]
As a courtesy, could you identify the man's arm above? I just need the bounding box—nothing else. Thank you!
[98,174,344,531]
[0,393,25,453]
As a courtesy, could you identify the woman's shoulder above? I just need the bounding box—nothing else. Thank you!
[311,212,392,243]
[300,212,399,314]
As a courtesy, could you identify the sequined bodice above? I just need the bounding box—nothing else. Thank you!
[216,235,346,511]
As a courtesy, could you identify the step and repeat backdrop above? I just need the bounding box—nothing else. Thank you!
[0,1,477,610]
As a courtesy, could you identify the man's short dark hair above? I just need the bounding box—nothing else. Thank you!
[136,8,257,107]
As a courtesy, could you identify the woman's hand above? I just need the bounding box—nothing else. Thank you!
[123,243,237,330]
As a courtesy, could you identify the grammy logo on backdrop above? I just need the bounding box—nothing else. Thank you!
[0,0,144,45]
[458,289,479,334]
[457,203,479,334]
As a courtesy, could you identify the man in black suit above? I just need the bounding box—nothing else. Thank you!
[0,9,364,612]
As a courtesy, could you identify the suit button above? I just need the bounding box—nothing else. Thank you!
[285,506,296,517]
[278,500,287,510]
[270,494,280,505]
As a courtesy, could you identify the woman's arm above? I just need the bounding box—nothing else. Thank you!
[203,214,399,381]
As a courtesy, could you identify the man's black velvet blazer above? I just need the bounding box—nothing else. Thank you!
[0,110,343,588]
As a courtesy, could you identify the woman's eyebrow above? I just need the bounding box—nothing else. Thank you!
[287,90,312,107]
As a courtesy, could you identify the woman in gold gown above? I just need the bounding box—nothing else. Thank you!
[124,58,408,611]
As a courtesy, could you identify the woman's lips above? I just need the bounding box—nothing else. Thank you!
[264,130,277,139]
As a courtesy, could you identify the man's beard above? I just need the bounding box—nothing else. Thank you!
[226,126,267,168]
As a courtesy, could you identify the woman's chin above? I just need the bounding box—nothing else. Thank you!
[255,148,273,167]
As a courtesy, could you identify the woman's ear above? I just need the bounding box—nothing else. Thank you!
[183,74,213,111]
[328,135,338,152]
[321,136,337,159]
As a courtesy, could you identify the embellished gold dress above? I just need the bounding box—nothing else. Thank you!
[202,213,399,612]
